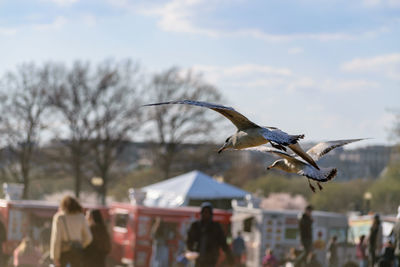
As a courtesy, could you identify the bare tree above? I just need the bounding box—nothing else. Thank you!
[0,63,50,198]
[390,109,400,145]
[48,61,97,198]
[144,67,222,179]
[48,59,142,201]
[88,60,143,204]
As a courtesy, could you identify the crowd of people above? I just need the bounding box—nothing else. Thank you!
[275,205,400,267]
[11,196,111,267]
[5,198,400,267]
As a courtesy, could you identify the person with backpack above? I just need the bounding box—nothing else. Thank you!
[50,196,92,267]
[83,209,111,267]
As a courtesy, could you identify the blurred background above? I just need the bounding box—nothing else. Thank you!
[0,0,399,212]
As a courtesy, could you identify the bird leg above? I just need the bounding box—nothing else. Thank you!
[317,182,323,191]
[307,179,316,193]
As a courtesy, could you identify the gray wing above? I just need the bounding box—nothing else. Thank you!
[299,166,338,182]
[259,127,304,146]
[143,100,259,130]
[306,138,365,161]
[246,146,305,165]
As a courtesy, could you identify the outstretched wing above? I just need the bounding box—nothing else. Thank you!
[299,166,337,182]
[259,127,304,146]
[143,100,259,130]
[306,138,365,161]
[246,146,305,164]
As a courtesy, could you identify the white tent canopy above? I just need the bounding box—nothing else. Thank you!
[142,170,249,208]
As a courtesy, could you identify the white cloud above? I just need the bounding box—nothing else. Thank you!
[0,27,17,36]
[286,77,316,93]
[222,64,292,76]
[327,79,380,92]
[82,14,97,27]
[363,0,400,7]
[231,28,361,42]
[191,64,379,94]
[288,47,304,55]
[32,16,67,31]
[341,53,400,80]
[140,0,219,37]
[44,0,79,6]
[128,0,392,42]
[191,64,293,85]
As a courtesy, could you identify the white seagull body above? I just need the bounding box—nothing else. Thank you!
[144,100,319,169]
[248,138,365,192]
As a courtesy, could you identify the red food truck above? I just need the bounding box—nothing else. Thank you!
[0,198,109,260]
[108,202,232,267]
[0,199,59,256]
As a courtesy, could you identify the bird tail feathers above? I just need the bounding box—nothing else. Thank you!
[319,168,337,182]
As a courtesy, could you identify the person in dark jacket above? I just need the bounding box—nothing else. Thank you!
[378,240,395,267]
[83,209,111,267]
[295,205,314,267]
[186,202,233,267]
[232,231,246,267]
[369,214,383,267]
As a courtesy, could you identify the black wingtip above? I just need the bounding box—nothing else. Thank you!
[327,168,337,181]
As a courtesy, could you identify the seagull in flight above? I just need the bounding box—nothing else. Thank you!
[143,99,319,169]
[247,138,365,192]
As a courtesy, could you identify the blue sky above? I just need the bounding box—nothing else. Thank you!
[1,0,399,147]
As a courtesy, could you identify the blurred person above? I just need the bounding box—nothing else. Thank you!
[186,202,233,267]
[313,231,326,250]
[284,247,299,267]
[13,236,41,267]
[39,221,52,253]
[296,205,314,267]
[232,231,246,266]
[38,221,52,266]
[150,217,170,267]
[0,222,6,266]
[175,230,188,267]
[176,253,189,267]
[378,240,395,267]
[83,209,111,267]
[369,214,383,267]
[262,248,279,267]
[50,195,92,267]
[393,207,400,267]
[357,235,368,267]
[306,252,322,267]
[313,231,326,266]
[327,235,339,267]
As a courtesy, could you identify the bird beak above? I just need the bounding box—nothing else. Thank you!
[218,144,227,154]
